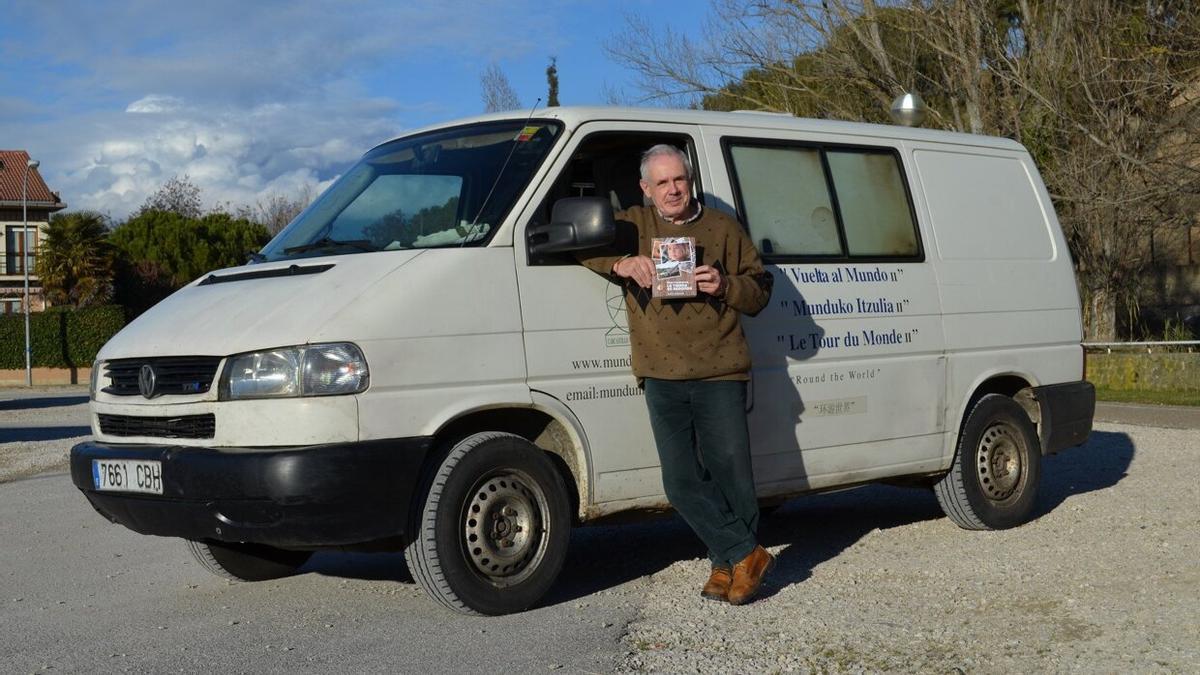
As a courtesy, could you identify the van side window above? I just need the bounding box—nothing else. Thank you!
[826,151,918,257]
[727,145,840,256]
[725,139,921,261]
[528,132,699,265]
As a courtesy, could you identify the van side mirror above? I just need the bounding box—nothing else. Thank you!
[527,197,616,255]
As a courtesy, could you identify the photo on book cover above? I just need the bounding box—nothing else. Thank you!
[652,236,697,298]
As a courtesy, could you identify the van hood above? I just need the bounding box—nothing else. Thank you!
[99,251,425,360]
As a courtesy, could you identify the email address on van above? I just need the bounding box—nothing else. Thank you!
[564,384,644,402]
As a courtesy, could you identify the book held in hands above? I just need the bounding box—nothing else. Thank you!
[652,236,697,298]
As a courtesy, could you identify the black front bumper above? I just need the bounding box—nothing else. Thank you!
[70,437,432,549]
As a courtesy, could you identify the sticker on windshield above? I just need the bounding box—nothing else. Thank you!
[515,126,541,142]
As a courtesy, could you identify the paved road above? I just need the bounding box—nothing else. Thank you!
[0,386,90,431]
[0,470,665,673]
[1094,400,1200,429]
[0,388,647,672]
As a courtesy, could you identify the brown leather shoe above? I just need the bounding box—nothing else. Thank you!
[727,545,774,606]
[700,565,732,602]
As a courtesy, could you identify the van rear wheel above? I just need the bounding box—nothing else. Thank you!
[935,394,1042,530]
[186,540,312,581]
[405,432,571,615]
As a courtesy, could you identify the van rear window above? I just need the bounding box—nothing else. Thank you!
[724,140,921,261]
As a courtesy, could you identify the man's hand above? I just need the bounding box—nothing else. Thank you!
[612,255,656,289]
[696,265,726,297]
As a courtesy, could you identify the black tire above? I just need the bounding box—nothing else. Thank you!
[186,540,312,582]
[405,431,571,616]
[935,394,1042,530]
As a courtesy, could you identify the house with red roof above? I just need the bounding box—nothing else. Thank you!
[0,151,67,314]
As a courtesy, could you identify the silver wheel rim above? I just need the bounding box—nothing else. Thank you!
[461,469,550,587]
[976,421,1024,502]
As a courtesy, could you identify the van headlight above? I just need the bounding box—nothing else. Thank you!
[220,343,369,400]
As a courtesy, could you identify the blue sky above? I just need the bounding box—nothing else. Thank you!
[0,0,709,220]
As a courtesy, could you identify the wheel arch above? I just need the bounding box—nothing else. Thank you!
[955,371,1039,436]
[944,370,1041,467]
[425,401,590,522]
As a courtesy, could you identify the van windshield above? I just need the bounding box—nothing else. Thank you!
[259,120,562,261]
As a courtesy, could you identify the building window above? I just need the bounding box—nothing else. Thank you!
[4,225,38,275]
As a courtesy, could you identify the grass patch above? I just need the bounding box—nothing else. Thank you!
[1092,386,1200,407]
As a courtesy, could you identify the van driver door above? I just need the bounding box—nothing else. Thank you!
[513,122,708,508]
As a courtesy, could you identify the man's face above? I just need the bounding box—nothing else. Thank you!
[640,154,692,221]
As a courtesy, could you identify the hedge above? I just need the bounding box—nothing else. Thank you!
[0,305,125,369]
[1086,352,1200,393]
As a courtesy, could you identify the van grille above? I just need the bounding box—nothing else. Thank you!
[98,413,216,439]
[101,357,222,397]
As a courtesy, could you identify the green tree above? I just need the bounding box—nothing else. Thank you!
[546,56,560,106]
[610,0,1200,339]
[109,210,270,316]
[35,211,114,308]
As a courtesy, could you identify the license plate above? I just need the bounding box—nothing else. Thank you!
[92,459,163,495]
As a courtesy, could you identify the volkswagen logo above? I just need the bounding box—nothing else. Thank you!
[138,364,158,399]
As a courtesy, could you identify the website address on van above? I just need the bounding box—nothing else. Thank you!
[570,356,632,370]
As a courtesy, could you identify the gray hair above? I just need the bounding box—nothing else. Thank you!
[640,144,693,182]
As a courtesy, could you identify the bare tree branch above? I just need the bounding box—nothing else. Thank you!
[481,63,522,113]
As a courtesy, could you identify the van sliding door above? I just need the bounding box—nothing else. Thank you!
[713,132,948,494]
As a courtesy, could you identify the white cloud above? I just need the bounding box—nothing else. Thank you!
[0,0,598,220]
[125,95,184,114]
[44,96,400,219]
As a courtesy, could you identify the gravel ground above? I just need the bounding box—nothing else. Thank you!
[0,436,77,482]
[617,424,1199,673]
[2,389,1197,672]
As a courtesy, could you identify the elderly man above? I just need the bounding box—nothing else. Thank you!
[577,144,775,605]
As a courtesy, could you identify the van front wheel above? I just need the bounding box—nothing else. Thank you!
[405,432,571,615]
[935,394,1042,530]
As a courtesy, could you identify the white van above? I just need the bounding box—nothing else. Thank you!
[71,107,1094,615]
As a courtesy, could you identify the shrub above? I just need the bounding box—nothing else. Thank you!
[0,305,125,369]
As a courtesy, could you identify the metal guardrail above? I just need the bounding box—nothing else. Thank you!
[1084,341,1200,353]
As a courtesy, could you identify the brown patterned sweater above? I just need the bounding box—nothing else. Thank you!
[577,204,773,381]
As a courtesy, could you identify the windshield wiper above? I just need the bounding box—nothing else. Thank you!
[283,237,377,255]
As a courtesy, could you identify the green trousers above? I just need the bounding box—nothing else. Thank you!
[643,378,760,568]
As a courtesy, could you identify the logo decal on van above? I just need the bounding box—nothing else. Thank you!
[605,281,629,347]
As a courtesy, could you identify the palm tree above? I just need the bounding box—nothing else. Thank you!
[35,211,115,307]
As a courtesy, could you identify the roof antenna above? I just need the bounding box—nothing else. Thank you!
[460,97,543,246]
